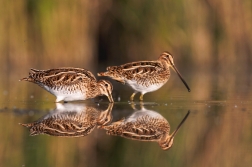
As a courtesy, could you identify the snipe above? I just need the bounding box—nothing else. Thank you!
[98,52,190,101]
[20,103,113,137]
[20,67,114,102]
[101,105,190,150]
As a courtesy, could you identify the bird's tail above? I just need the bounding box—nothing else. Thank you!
[97,66,125,84]
[19,122,34,128]
[97,71,109,76]
[98,66,119,77]
[19,77,33,82]
[19,123,40,136]
[19,68,39,82]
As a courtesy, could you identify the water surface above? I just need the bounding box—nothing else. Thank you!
[0,73,252,167]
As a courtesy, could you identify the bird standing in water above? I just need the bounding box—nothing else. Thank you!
[98,52,190,101]
[101,105,190,150]
[20,67,114,103]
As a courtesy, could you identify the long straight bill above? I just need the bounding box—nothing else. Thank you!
[107,91,114,103]
[169,110,190,140]
[172,64,191,92]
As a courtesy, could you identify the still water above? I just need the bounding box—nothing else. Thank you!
[0,73,252,167]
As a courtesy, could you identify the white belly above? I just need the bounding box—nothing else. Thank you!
[125,80,165,94]
[126,110,165,123]
[44,85,86,102]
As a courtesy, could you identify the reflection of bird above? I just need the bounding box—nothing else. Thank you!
[98,52,190,101]
[20,67,114,102]
[101,106,190,150]
[20,103,113,137]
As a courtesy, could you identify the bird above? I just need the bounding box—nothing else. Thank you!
[19,103,114,137]
[97,51,190,101]
[20,67,114,103]
[101,105,190,150]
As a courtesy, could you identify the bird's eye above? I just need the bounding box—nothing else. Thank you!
[105,84,108,87]
[167,54,172,58]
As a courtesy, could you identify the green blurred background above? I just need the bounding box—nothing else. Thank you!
[1,0,252,72]
[0,0,252,167]
[1,0,252,101]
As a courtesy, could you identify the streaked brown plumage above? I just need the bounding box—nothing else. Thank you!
[98,52,190,101]
[101,106,190,150]
[20,67,114,102]
[20,103,113,137]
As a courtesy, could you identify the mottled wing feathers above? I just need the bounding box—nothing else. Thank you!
[121,61,163,71]
[105,61,164,77]
[103,61,169,86]
[104,115,170,141]
[20,110,99,137]
[26,68,96,87]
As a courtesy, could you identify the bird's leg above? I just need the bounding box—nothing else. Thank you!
[130,92,136,101]
[139,101,144,109]
[139,93,144,101]
[130,102,137,110]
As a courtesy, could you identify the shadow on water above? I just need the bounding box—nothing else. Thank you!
[19,102,190,151]
[1,69,252,167]
[1,1,252,166]
[101,104,190,151]
[1,96,252,167]
[19,103,113,137]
